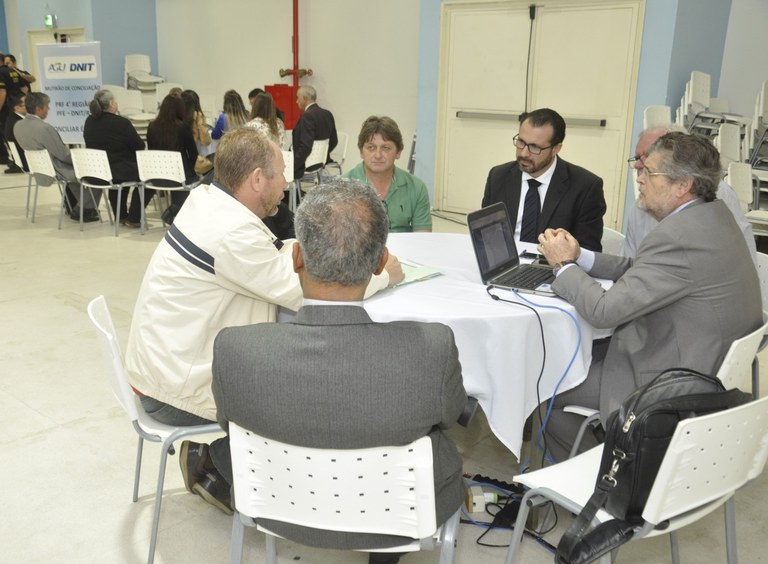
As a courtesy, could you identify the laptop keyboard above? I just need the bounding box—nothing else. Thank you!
[495,266,554,290]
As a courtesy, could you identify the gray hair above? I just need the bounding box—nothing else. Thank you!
[639,123,687,140]
[25,92,50,114]
[647,132,720,201]
[89,89,114,118]
[213,128,275,190]
[295,178,388,286]
[298,85,317,103]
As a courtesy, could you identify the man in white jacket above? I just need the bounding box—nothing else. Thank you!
[125,128,403,511]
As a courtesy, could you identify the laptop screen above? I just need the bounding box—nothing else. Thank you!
[467,202,519,281]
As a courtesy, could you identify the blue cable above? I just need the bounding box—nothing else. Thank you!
[511,289,583,462]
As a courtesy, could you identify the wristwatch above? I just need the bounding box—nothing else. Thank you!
[552,259,577,275]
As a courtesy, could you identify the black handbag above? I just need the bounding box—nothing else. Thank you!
[555,368,752,564]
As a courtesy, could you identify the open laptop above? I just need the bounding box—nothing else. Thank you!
[467,202,556,296]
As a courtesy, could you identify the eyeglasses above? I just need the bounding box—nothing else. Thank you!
[627,155,646,171]
[639,166,671,179]
[513,134,555,155]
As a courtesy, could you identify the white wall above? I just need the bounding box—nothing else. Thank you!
[155,0,420,171]
[718,0,768,117]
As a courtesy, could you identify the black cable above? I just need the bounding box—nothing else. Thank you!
[485,286,549,463]
[524,4,536,113]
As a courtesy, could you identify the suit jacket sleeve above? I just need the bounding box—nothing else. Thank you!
[552,228,692,329]
[44,123,72,164]
[437,327,467,429]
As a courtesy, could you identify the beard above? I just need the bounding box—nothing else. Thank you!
[517,152,555,175]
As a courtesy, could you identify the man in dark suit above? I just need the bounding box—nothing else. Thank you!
[292,85,338,179]
[482,108,606,251]
[4,93,26,173]
[537,132,762,461]
[205,179,467,562]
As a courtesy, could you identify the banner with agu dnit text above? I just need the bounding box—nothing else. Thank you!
[35,42,102,144]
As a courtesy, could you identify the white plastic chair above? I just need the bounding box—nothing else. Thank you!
[505,395,768,564]
[715,122,742,170]
[326,131,349,175]
[291,138,330,210]
[71,148,144,236]
[715,317,768,398]
[24,148,69,228]
[600,227,625,255]
[87,296,221,564]
[124,54,163,90]
[136,150,200,226]
[643,105,671,129]
[228,424,460,564]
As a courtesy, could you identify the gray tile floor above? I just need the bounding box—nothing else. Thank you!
[1,173,766,563]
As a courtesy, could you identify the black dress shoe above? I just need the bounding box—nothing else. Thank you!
[4,164,23,174]
[180,441,211,493]
[192,469,234,515]
[82,209,100,223]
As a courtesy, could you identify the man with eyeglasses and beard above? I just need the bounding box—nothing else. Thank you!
[536,132,761,462]
[482,107,606,251]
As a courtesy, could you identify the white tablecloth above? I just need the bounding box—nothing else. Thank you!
[363,233,600,459]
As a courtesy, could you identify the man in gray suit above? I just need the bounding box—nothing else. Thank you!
[206,179,467,562]
[538,132,762,461]
[14,92,100,221]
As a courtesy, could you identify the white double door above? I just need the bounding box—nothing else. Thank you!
[435,0,644,229]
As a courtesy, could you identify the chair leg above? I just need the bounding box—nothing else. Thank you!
[504,491,534,564]
[139,185,147,235]
[133,436,144,503]
[32,183,40,223]
[147,438,174,564]
[724,496,738,564]
[57,183,67,229]
[669,531,681,564]
[266,533,277,564]
[229,512,245,564]
[438,509,460,564]
[25,177,32,218]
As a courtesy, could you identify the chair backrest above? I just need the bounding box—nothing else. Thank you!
[715,122,741,168]
[71,148,113,184]
[756,252,768,313]
[25,149,58,180]
[714,320,768,392]
[102,84,127,99]
[282,150,294,183]
[643,105,671,129]
[125,54,151,74]
[305,138,330,170]
[600,227,625,255]
[229,423,438,539]
[642,395,768,526]
[120,89,147,116]
[136,150,187,186]
[330,131,349,165]
[282,129,293,151]
[87,296,141,423]
[725,162,755,212]
[689,71,711,113]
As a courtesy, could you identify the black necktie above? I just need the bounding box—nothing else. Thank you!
[520,178,542,243]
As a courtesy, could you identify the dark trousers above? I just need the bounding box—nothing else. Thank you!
[108,186,155,223]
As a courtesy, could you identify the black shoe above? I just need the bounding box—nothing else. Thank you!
[4,164,23,174]
[83,209,100,223]
[120,218,142,229]
[192,470,234,515]
[180,440,211,493]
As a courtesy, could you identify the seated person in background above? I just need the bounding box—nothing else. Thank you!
[620,123,756,262]
[344,116,432,232]
[181,89,212,157]
[482,108,606,251]
[249,87,285,121]
[246,92,286,147]
[4,92,27,173]
[211,89,248,140]
[14,92,101,221]
[292,85,337,179]
[537,132,762,462]
[83,89,147,228]
[125,130,404,513]
[208,179,465,563]
[146,94,199,224]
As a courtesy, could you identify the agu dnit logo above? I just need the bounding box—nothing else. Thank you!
[44,55,98,79]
